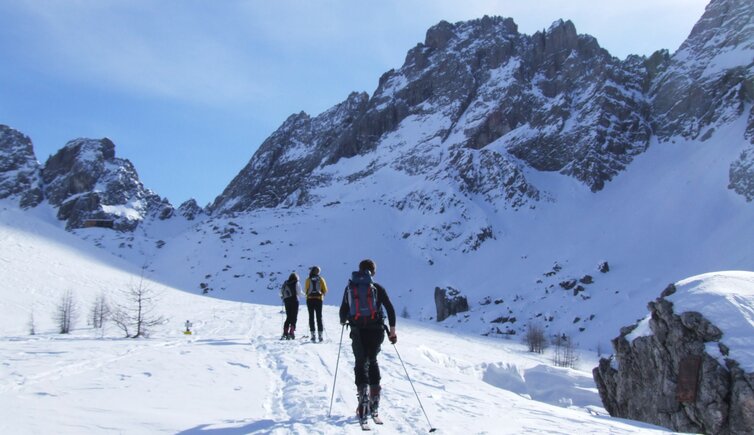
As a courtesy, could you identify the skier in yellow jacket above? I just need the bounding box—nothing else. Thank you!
[305,266,328,342]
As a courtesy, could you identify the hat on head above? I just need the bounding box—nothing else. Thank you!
[358,259,376,275]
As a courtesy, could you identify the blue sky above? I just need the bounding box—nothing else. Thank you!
[0,0,709,207]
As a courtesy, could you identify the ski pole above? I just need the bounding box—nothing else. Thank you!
[328,323,346,417]
[391,340,437,433]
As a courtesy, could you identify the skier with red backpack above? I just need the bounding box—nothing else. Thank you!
[339,259,397,427]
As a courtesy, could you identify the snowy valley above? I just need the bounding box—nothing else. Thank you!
[1,0,754,432]
[0,204,674,434]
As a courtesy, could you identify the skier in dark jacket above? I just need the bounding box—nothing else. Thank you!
[280,272,301,340]
[339,259,397,424]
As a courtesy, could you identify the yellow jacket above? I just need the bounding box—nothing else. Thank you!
[305,276,328,300]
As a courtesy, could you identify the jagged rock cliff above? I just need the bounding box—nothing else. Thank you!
[211,16,656,214]
[211,92,370,212]
[0,125,43,208]
[651,0,754,141]
[593,274,754,434]
[42,138,172,230]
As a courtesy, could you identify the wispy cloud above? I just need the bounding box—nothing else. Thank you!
[0,0,709,113]
[2,1,272,107]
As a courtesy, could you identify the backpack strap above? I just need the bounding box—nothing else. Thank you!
[366,284,376,320]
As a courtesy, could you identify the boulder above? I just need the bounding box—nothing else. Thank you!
[434,286,469,322]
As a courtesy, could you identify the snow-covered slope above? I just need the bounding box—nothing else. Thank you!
[0,201,677,434]
[81,115,753,357]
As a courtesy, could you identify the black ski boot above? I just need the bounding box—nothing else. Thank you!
[356,384,369,424]
[318,331,323,342]
[369,385,381,420]
[311,331,316,342]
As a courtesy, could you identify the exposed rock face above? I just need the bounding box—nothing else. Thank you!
[178,199,205,221]
[651,0,754,141]
[211,92,369,212]
[435,286,469,321]
[729,148,754,201]
[504,20,652,192]
[42,138,170,230]
[0,125,43,208]
[593,284,754,434]
[211,16,655,214]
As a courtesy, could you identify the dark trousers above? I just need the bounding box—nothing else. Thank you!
[351,326,385,386]
[307,299,324,332]
[283,298,298,333]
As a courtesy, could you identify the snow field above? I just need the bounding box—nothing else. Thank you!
[0,206,675,433]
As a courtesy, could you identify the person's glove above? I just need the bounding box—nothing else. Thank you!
[388,326,397,344]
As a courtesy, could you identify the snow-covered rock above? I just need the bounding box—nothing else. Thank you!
[593,271,754,434]
[42,138,171,230]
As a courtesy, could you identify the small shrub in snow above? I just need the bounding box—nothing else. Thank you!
[90,292,110,329]
[524,323,547,354]
[54,289,78,334]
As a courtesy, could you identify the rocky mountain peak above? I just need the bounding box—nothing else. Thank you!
[424,16,519,52]
[0,124,43,208]
[542,19,579,52]
[42,137,170,230]
[211,13,659,214]
[424,20,456,51]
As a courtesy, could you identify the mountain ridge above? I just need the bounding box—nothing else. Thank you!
[0,0,752,362]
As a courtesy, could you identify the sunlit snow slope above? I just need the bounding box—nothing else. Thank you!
[0,203,673,434]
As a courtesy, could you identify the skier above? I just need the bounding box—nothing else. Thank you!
[339,259,397,426]
[305,266,328,342]
[280,272,301,340]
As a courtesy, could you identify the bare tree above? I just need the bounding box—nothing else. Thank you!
[112,275,165,338]
[552,333,579,368]
[401,306,410,319]
[524,323,547,354]
[90,292,110,329]
[28,308,36,335]
[54,290,77,334]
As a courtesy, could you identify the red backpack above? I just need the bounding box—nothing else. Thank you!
[347,271,382,327]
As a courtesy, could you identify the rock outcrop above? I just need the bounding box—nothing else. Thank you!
[435,286,469,322]
[178,199,205,221]
[729,148,754,201]
[0,125,43,208]
[593,283,754,434]
[42,138,171,230]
